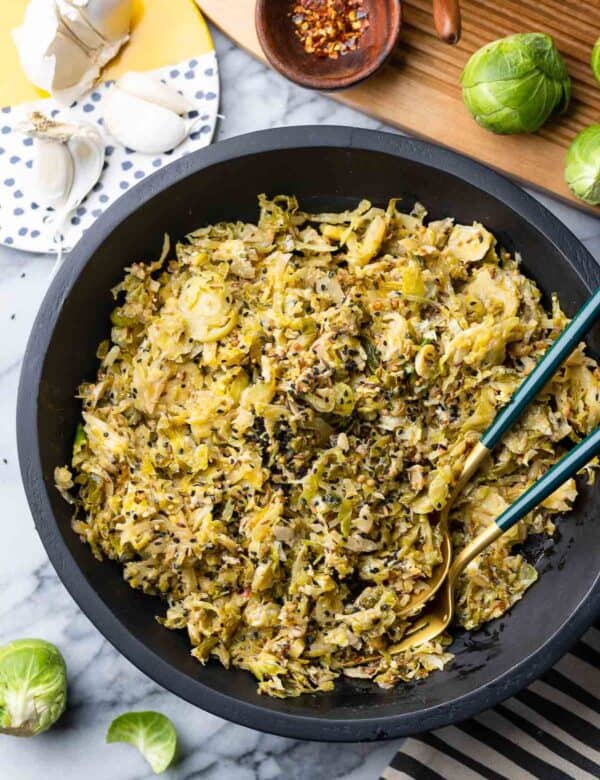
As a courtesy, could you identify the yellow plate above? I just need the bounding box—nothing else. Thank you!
[0,0,214,107]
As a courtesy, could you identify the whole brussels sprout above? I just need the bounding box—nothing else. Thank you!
[461,33,571,134]
[565,125,600,206]
[0,639,67,737]
[592,38,600,85]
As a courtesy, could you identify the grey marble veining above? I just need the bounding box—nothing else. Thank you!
[0,26,598,780]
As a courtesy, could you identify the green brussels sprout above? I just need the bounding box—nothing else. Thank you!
[565,125,600,205]
[461,33,571,134]
[0,639,67,737]
[592,38,600,85]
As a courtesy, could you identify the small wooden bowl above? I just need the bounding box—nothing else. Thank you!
[255,0,402,91]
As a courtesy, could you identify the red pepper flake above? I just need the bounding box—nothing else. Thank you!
[290,0,369,59]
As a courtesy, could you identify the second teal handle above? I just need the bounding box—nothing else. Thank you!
[481,286,600,450]
[495,426,600,533]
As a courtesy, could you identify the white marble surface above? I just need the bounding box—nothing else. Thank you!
[1,27,599,780]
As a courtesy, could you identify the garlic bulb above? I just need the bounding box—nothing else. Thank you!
[56,1,110,51]
[62,0,132,43]
[12,0,132,106]
[104,73,197,155]
[20,112,105,247]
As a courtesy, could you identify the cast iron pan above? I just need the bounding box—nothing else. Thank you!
[17,127,600,742]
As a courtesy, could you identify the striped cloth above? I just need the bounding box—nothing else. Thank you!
[382,623,599,780]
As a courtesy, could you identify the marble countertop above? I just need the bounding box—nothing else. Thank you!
[1,26,599,780]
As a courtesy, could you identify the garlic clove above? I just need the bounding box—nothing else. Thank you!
[117,72,194,116]
[51,123,105,233]
[33,138,75,208]
[104,86,191,154]
[19,112,105,246]
[104,72,196,154]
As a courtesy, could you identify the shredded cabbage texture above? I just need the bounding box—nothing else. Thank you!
[56,196,600,697]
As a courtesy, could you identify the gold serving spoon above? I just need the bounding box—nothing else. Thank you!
[397,442,485,618]
[397,285,600,620]
[391,424,600,653]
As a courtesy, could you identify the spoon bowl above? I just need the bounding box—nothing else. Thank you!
[397,440,488,617]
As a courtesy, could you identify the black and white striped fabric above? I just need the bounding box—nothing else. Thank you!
[382,623,599,780]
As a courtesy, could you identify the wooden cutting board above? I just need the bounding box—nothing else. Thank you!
[197,0,600,213]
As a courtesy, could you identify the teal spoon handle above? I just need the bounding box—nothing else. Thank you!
[481,286,600,451]
[495,426,600,533]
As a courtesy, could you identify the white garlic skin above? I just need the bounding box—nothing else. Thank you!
[70,0,132,43]
[56,1,108,52]
[104,87,191,155]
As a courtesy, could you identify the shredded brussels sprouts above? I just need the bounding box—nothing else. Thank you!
[56,196,600,697]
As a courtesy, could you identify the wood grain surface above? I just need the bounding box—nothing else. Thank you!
[197,0,600,213]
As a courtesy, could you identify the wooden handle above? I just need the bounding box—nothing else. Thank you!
[433,0,461,44]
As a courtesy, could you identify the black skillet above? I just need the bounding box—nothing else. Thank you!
[17,126,600,742]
